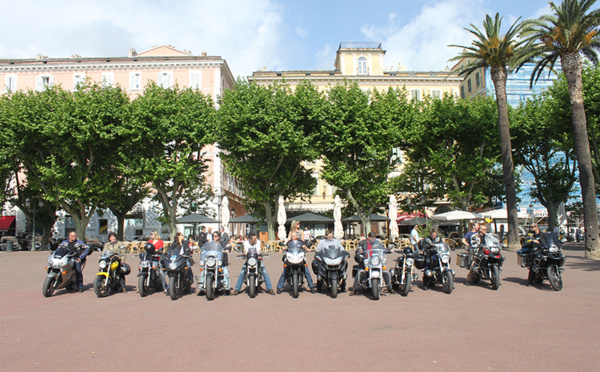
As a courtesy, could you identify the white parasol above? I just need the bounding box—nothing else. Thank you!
[388,195,399,241]
[333,195,343,239]
[221,195,230,233]
[277,195,287,240]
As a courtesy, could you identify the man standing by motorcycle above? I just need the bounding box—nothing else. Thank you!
[60,231,90,292]
[462,221,479,267]
[276,231,315,294]
[411,224,421,252]
[102,232,128,293]
[349,232,389,295]
[233,232,275,295]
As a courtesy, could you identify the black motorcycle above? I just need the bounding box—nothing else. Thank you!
[238,248,268,298]
[518,232,566,291]
[466,233,505,290]
[163,249,194,300]
[390,244,416,296]
[313,244,349,298]
[138,243,164,297]
[281,240,309,298]
[416,240,454,294]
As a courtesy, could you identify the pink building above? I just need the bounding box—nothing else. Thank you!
[1,46,244,239]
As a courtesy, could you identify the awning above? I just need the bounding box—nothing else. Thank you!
[0,216,16,231]
[397,212,426,223]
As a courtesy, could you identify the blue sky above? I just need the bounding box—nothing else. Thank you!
[0,0,593,78]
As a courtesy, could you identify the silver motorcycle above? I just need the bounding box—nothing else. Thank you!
[43,246,80,297]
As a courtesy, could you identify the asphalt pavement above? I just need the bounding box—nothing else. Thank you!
[1,243,599,371]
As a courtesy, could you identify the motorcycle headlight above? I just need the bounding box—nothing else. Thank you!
[491,247,500,254]
[406,258,414,266]
[169,262,178,270]
[248,257,258,266]
[371,256,381,266]
[99,261,107,269]
[199,260,205,266]
[371,271,381,278]
[51,258,62,268]
[441,255,450,264]
[207,258,216,267]
[323,257,342,265]
[549,246,559,253]
[140,261,151,268]
[217,260,223,266]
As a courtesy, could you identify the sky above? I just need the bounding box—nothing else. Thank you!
[0,0,586,79]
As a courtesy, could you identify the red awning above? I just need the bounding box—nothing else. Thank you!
[0,216,16,231]
[396,212,425,223]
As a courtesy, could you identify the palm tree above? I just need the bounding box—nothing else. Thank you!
[519,0,600,258]
[449,13,525,250]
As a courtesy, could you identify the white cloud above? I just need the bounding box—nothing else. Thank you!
[316,44,334,70]
[0,0,286,78]
[296,23,308,38]
[361,0,488,71]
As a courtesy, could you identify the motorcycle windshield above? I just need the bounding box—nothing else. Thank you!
[246,247,258,257]
[433,242,449,254]
[53,246,70,259]
[100,251,118,260]
[484,233,501,248]
[322,245,343,259]
[287,240,304,254]
[366,247,386,259]
[201,250,223,261]
[544,233,562,250]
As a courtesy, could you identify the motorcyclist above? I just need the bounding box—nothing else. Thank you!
[522,223,546,255]
[102,232,128,293]
[276,231,315,294]
[59,231,90,293]
[349,232,388,295]
[164,232,194,284]
[311,229,346,274]
[198,231,230,292]
[233,232,275,295]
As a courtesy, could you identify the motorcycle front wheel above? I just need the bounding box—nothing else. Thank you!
[42,277,56,297]
[490,265,500,290]
[330,278,338,298]
[292,273,299,298]
[372,278,380,300]
[400,271,412,297]
[249,275,256,298]
[548,266,563,291]
[169,276,178,300]
[138,275,147,297]
[442,271,453,294]
[94,275,110,297]
[205,275,214,301]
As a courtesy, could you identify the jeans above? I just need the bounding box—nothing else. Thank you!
[74,259,85,287]
[234,264,273,291]
[276,265,314,289]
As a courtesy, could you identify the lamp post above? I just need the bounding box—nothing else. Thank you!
[26,199,44,252]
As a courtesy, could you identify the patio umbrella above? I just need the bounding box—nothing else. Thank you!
[333,195,343,239]
[277,196,287,240]
[400,217,430,226]
[478,209,529,219]
[388,195,399,241]
[432,210,478,221]
[221,195,230,233]
[342,214,390,222]
[176,214,220,238]
[229,214,262,223]
[287,212,334,223]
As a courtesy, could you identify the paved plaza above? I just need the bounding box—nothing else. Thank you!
[1,243,599,371]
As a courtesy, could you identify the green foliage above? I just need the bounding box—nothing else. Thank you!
[394,94,504,211]
[216,80,321,239]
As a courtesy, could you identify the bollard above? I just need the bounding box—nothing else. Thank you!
[7,240,13,252]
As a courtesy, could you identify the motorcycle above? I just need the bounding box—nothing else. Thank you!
[518,232,566,291]
[281,240,309,298]
[389,243,416,296]
[93,250,130,297]
[417,240,454,294]
[43,246,80,297]
[197,249,230,300]
[314,244,349,298]
[237,248,269,298]
[163,249,194,300]
[353,246,391,300]
[137,244,164,297]
[466,233,505,290]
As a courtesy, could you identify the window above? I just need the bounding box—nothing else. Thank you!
[189,71,202,89]
[73,73,86,90]
[410,89,421,101]
[475,72,481,87]
[129,72,142,90]
[4,75,17,92]
[357,57,367,75]
[467,79,472,93]
[460,86,465,99]
[157,71,173,88]
[430,89,442,99]
[35,75,53,91]
[101,72,114,87]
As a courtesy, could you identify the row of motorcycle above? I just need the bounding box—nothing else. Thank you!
[42,232,567,300]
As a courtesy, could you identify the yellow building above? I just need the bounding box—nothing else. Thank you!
[248,42,462,213]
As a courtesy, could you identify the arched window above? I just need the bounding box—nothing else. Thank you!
[357,57,367,75]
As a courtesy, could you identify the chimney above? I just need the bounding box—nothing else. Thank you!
[129,48,137,57]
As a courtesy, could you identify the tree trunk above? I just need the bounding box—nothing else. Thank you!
[546,201,558,234]
[265,201,276,241]
[491,66,520,251]
[108,209,126,241]
[561,52,600,258]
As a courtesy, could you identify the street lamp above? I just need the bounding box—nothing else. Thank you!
[26,199,44,251]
